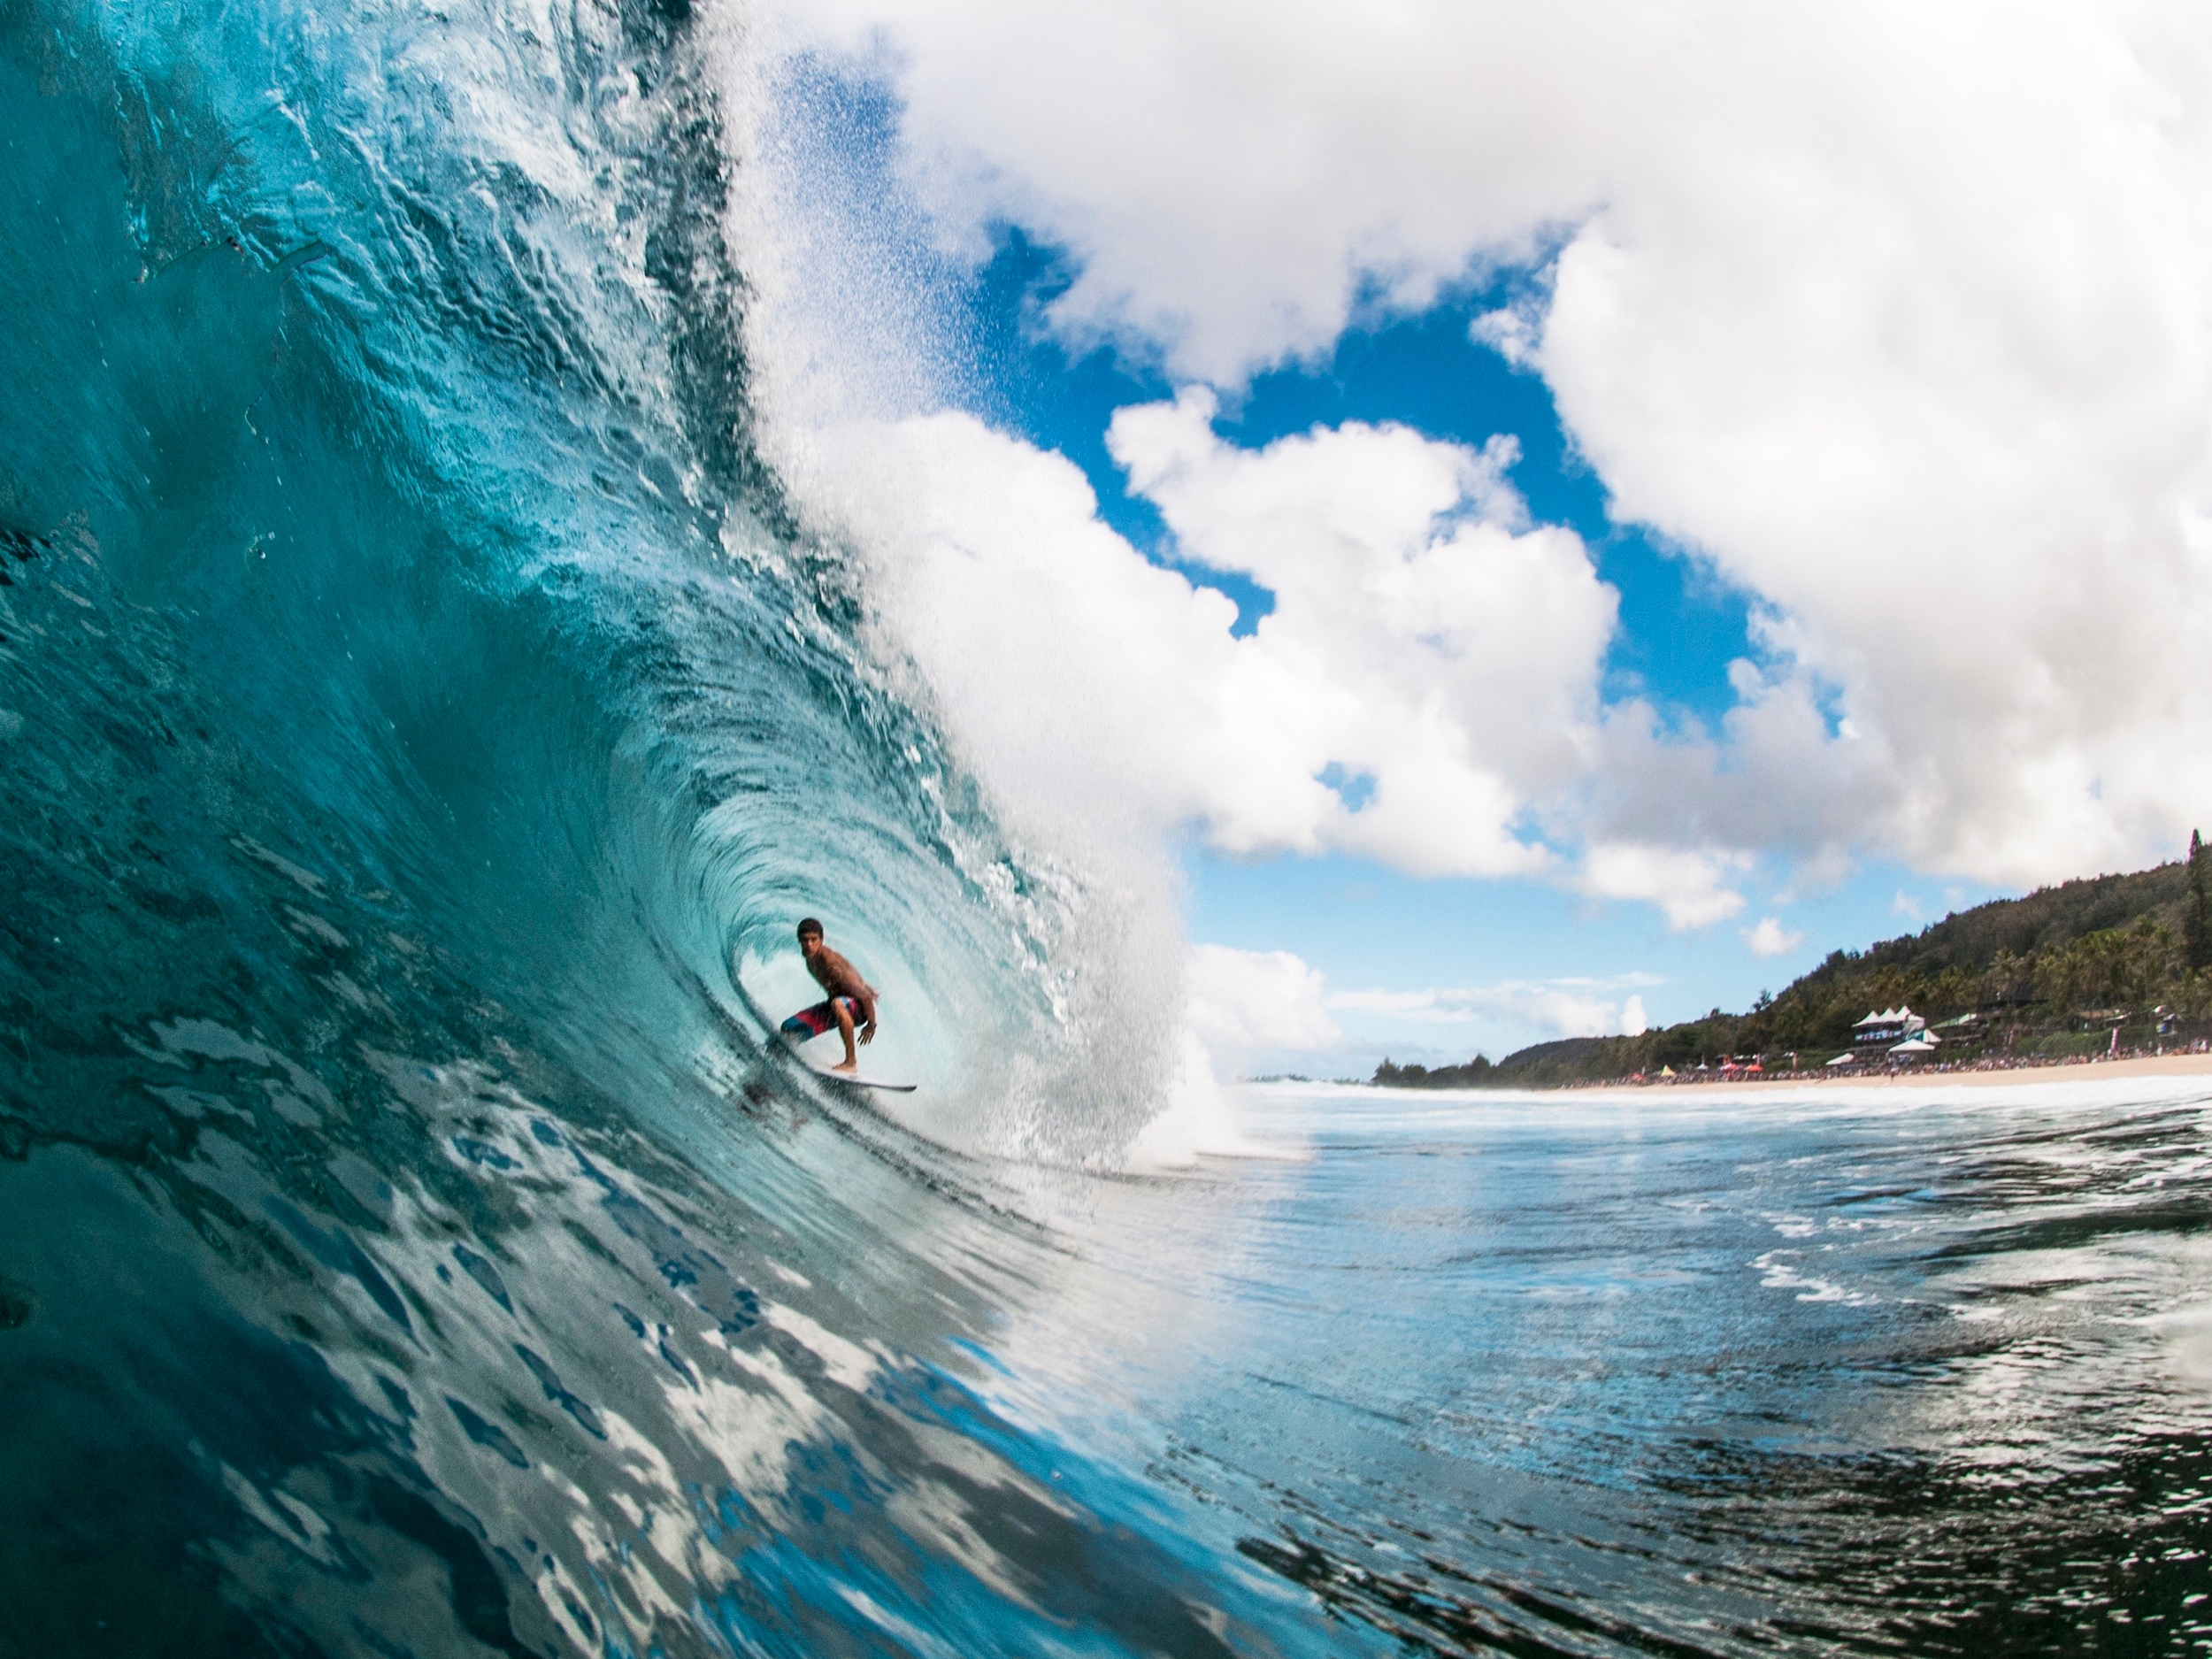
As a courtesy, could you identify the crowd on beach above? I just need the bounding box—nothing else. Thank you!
[1579,1037,2212,1089]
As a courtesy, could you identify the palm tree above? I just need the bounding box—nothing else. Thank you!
[2188,830,2212,972]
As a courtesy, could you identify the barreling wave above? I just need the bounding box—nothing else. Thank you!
[0,0,1226,1651]
[1,0,1174,1156]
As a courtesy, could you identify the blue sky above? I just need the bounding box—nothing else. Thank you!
[934,227,2001,1066]
[960,230,1759,726]
[747,11,2212,1076]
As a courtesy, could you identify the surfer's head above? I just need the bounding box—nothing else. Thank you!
[797,918,824,957]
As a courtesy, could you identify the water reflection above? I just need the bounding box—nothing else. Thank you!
[981,1081,2212,1655]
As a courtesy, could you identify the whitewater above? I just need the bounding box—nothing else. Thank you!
[4,0,2212,1651]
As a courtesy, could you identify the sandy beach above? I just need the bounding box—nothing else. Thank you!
[1571,1049,2212,1099]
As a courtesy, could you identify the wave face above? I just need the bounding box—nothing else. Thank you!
[0,0,1218,1651]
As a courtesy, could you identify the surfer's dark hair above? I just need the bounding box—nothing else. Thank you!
[796,918,824,939]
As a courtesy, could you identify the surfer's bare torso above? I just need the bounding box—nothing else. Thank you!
[805,943,877,1025]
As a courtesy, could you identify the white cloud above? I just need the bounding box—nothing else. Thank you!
[1574,842,1747,931]
[749,0,1587,381]
[1741,916,1805,959]
[1187,943,1341,1052]
[795,399,1616,878]
[1329,979,1646,1041]
[1108,391,1615,874]
[742,0,2212,891]
[1524,12,2212,887]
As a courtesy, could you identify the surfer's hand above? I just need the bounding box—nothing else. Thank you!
[860,1023,876,1045]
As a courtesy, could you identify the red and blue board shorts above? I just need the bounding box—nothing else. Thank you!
[780,997,860,1040]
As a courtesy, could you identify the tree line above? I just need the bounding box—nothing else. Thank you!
[1374,833,2212,1088]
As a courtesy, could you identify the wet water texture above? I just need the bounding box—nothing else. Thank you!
[6,0,2212,1649]
[1080,1083,2212,1656]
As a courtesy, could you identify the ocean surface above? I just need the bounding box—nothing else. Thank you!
[7,0,2212,1650]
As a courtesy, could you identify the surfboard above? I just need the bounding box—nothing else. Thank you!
[805,1064,917,1094]
[772,1027,917,1092]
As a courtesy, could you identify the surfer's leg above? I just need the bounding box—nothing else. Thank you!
[831,997,859,1072]
[781,1002,834,1043]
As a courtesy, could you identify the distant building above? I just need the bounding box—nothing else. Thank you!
[1853,1006,1926,1047]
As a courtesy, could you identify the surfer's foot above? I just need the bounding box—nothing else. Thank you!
[829,1059,858,1075]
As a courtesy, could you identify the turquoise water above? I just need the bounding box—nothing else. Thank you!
[5,0,2212,1649]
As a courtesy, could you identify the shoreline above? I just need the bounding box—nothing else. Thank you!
[1561,1049,2212,1098]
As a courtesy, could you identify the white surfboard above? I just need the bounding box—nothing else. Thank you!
[804,1063,917,1094]
[775,1028,916,1092]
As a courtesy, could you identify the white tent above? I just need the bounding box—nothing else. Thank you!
[1826,1050,1860,1066]
[1889,1034,1940,1056]
[1854,1007,1928,1041]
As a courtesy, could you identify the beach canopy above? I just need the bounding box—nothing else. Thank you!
[1889,1034,1940,1055]
[1826,1050,1859,1066]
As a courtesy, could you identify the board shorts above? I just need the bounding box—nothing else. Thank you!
[780,996,861,1040]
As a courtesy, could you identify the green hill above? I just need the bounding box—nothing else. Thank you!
[1373,837,2212,1088]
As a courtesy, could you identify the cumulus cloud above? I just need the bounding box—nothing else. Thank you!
[1741,917,1806,959]
[795,398,1616,877]
[1575,842,1748,931]
[1330,979,1649,1041]
[1109,391,1615,873]
[1186,943,1342,1053]
[753,0,1616,380]
[745,0,2212,892]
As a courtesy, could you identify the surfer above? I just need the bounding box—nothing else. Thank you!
[780,918,879,1074]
